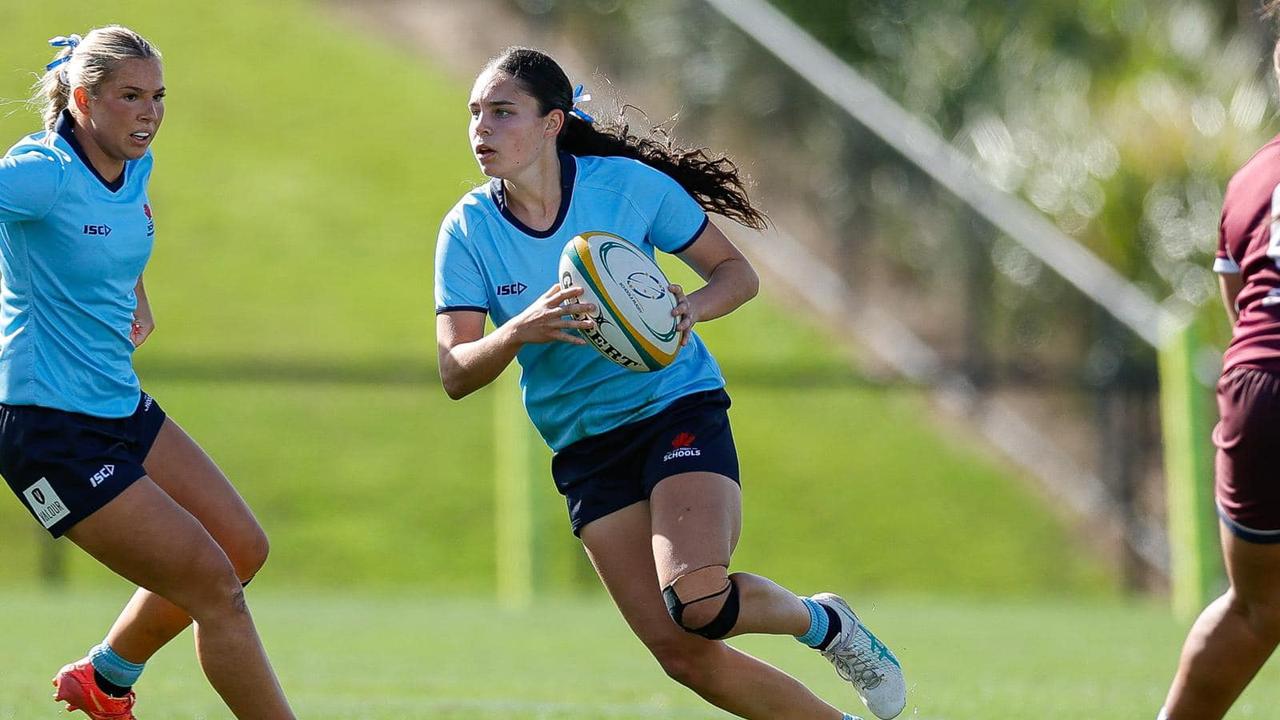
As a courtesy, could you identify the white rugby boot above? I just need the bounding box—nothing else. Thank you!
[811,592,906,720]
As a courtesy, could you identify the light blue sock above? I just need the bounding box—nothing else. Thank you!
[843,714,859,720]
[89,642,145,688]
[795,596,829,648]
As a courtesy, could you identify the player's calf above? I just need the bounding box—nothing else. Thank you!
[1230,591,1280,646]
[646,634,728,689]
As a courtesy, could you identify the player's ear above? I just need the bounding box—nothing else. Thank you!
[545,108,565,138]
[72,86,92,116]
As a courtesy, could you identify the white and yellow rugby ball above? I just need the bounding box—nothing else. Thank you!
[559,231,681,372]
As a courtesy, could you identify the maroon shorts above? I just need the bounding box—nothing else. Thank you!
[1214,366,1280,543]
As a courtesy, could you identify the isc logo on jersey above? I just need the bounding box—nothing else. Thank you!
[559,231,680,372]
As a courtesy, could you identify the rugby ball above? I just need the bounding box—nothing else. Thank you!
[559,231,680,372]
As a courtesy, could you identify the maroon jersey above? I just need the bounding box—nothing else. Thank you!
[1217,135,1280,373]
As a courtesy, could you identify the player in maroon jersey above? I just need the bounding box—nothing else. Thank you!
[1159,9,1280,717]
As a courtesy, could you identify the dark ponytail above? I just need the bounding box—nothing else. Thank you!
[486,47,767,230]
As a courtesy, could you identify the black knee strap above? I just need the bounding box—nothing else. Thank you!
[662,575,740,640]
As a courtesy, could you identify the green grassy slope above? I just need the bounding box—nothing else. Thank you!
[0,1,1111,597]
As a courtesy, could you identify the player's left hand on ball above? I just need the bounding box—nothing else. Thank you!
[670,284,696,347]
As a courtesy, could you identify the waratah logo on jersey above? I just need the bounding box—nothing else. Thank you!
[143,203,155,237]
[663,432,701,461]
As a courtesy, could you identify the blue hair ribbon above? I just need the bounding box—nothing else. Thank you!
[45,34,82,72]
[570,83,594,124]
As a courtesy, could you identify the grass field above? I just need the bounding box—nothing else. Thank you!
[1,586,1277,719]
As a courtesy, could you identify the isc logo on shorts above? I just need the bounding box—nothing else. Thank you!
[90,464,115,487]
[23,478,69,529]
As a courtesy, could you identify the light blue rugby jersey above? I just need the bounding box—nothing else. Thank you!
[0,112,155,418]
[436,153,726,451]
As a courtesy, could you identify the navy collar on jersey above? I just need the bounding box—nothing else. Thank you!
[55,110,125,193]
[488,152,577,239]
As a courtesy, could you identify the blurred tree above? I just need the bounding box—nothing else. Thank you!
[763,0,1274,316]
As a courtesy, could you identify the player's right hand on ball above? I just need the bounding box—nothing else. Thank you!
[509,284,596,345]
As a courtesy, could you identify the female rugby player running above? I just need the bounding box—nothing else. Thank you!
[0,27,295,720]
[1158,5,1280,717]
[435,47,907,720]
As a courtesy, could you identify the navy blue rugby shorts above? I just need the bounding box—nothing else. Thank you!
[0,392,166,538]
[551,388,740,537]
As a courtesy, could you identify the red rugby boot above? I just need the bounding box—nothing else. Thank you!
[52,658,138,720]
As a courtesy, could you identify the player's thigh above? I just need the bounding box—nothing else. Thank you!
[1221,523,1280,606]
[143,417,267,574]
[648,471,742,587]
[65,477,243,616]
[641,389,742,587]
[581,501,713,652]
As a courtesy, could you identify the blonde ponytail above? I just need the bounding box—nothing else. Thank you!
[34,45,74,132]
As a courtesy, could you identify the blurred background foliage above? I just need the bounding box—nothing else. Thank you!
[766,0,1272,317]
[529,0,1278,313]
